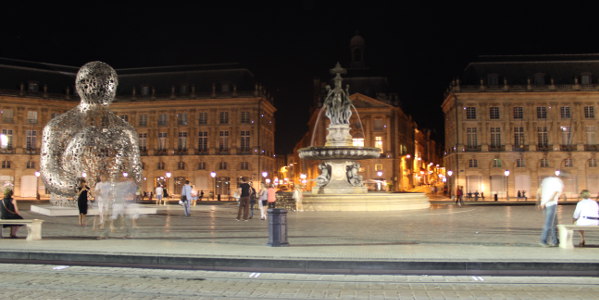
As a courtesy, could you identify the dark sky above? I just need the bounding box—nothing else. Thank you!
[2,2,599,154]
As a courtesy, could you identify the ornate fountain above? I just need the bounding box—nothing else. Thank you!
[299,63,380,194]
[297,63,430,211]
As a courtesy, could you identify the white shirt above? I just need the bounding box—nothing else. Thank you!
[155,186,163,196]
[573,198,599,226]
[540,176,563,207]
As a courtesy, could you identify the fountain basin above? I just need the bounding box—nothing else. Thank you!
[298,146,381,160]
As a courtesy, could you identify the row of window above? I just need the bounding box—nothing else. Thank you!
[128,111,256,127]
[1,110,41,124]
[466,158,597,168]
[0,160,36,169]
[153,161,251,171]
[465,126,596,147]
[139,130,252,153]
[485,72,593,86]
[465,105,594,120]
[0,129,37,149]
[351,137,384,151]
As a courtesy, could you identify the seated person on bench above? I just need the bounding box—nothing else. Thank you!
[0,188,23,238]
[573,189,599,247]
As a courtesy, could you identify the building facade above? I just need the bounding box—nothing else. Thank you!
[442,54,599,200]
[0,59,276,198]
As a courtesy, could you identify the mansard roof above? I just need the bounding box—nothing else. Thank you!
[0,58,261,100]
[461,54,599,85]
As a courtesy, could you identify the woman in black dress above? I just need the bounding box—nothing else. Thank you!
[0,189,23,238]
[77,179,90,226]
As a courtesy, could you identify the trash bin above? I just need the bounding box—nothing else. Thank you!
[267,208,289,246]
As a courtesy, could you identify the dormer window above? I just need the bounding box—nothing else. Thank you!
[533,73,545,86]
[487,73,499,87]
[581,73,592,85]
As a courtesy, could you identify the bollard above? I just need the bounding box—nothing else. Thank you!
[267,208,289,246]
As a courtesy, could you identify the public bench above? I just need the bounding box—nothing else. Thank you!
[0,219,44,241]
[557,224,599,249]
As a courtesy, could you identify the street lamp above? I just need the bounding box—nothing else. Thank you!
[555,169,561,176]
[504,170,510,201]
[210,171,217,200]
[262,171,268,183]
[34,171,40,200]
[300,173,307,186]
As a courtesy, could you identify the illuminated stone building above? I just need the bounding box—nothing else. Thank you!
[293,34,442,192]
[443,54,599,200]
[0,58,276,197]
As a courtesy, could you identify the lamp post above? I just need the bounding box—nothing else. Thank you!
[210,171,216,200]
[34,171,40,200]
[504,169,510,201]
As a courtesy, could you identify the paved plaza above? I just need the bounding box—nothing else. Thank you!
[1,197,598,277]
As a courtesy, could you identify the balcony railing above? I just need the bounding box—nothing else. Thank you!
[196,149,209,155]
[584,144,599,151]
[217,148,230,155]
[238,147,251,154]
[175,148,188,155]
[25,148,38,154]
[464,145,481,152]
[488,145,505,152]
[560,144,576,151]
[537,144,552,151]
[154,149,167,156]
[139,148,148,156]
[0,147,14,154]
[513,145,529,152]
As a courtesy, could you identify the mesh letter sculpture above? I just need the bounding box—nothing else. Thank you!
[41,61,142,206]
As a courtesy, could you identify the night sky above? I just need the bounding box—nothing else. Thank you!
[2,2,599,154]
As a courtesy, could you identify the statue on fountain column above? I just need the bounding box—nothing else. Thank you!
[40,61,142,205]
[323,62,352,125]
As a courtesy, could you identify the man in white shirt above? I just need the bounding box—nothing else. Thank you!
[572,189,599,246]
[155,185,164,206]
[538,175,564,247]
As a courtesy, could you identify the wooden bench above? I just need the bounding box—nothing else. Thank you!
[557,224,599,249]
[0,219,44,241]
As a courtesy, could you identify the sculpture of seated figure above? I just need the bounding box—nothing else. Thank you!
[346,162,363,187]
[41,61,142,203]
[315,162,331,187]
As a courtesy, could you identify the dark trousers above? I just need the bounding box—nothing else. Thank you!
[237,196,250,220]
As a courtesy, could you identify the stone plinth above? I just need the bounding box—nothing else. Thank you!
[302,192,430,211]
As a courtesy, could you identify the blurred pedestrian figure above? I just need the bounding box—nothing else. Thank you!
[249,182,257,219]
[258,183,268,220]
[293,186,304,212]
[455,186,463,207]
[267,184,277,208]
[155,185,163,206]
[93,175,111,230]
[181,180,192,216]
[537,174,564,247]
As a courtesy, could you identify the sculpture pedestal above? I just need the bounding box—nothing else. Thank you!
[325,124,352,147]
[312,160,367,194]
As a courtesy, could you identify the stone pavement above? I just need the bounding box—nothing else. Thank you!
[1,199,598,276]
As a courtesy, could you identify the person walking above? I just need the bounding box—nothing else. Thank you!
[538,174,564,247]
[236,177,251,221]
[258,183,268,220]
[0,188,23,238]
[93,175,111,230]
[155,185,163,206]
[76,178,91,226]
[455,186,464,207]
[181,180,192,217]
[572,189,599,247]
[267,184,277,208]
[249,182,257,219]
[293,186,304,212]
